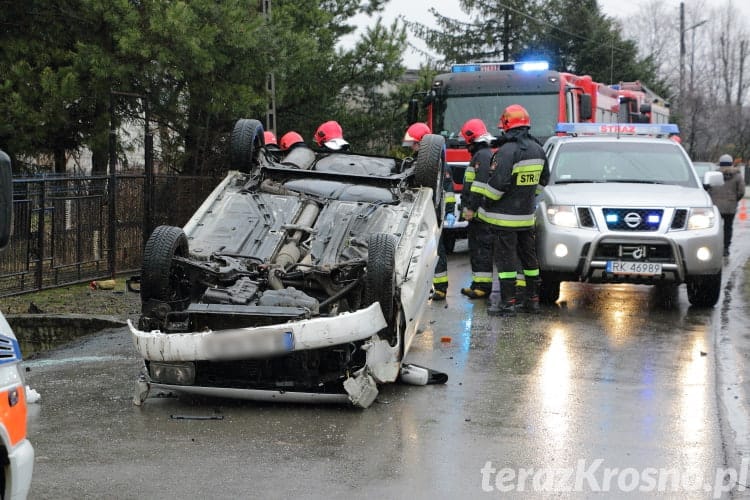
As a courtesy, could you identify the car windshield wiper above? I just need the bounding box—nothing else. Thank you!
[605,179,664,184]
[553,179,605,184]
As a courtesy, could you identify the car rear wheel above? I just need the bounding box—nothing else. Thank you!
[686,271,721,307]
[230,118,264,172]
[414,134,446,219]
[364,233,397,337]
[141,225,190,306]
[539,273,561,305]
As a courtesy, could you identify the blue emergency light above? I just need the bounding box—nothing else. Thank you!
[451,60,550,73]
[518,61,550,71]
[555,123,680,136]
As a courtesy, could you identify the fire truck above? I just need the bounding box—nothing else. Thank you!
[407,61,670,251]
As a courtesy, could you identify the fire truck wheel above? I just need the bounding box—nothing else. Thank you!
[414,134,446,218]
[230,118,264,172]
[364,233,397,341]
[141,225,190,307]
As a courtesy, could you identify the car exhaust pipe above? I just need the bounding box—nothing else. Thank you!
[399,363,449,386]
[269,201,319,290]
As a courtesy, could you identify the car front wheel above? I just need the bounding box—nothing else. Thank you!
[686,271,722,307]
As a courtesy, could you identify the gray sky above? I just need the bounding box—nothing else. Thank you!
[346,0,750,68]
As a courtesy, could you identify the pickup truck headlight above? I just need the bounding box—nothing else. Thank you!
[687,207,716,230]
[546,205,578,227]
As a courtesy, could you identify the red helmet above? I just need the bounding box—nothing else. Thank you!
[460,118,489,143]
[315,120,345,147]
[263,131,277,146]
[402,122,431,146]
[279,131,305,151]
[499,104,531,131]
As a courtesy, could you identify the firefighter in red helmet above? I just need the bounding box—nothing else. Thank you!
[315,121,350,151]
[279,131,305,151]
[403,122,455,301]
[263,131,278,147]
[459,118,496,300]
[479,104,548,315]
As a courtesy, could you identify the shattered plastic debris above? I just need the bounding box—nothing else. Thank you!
[25,386,41,404]
[440,336,452,343]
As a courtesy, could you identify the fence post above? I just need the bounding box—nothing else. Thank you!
[108,94,117,278]
[35,179,45,290]
[143,101,154,247]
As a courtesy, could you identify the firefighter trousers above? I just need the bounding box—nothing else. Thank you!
[466,220,494,293]
[433,233,448,292]
[495,228,540,303]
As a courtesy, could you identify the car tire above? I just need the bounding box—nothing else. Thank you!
[364,233,397,331]
[414,134,446,219]
[141,225,190,305]
[230,118,264,172]
[539,273,561,305]
[686,271,721,307]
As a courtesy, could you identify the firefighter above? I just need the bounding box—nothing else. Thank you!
[263,131,278,148]
[708,154,746,256]
[478,104,549,315]
[279,131,306,151]
[460,118,496,299]
[314,120,350,151]
[403,122,455,300]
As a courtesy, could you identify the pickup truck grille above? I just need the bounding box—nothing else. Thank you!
[602,208,663,231]
[593,242,674,263]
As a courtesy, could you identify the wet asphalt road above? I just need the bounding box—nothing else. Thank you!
[24,218,750,499]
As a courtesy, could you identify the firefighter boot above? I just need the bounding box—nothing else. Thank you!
[488,280,516,316]
[521,278,540,313]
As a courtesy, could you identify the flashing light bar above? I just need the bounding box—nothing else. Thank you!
[555,123,680,136]
[451,60,550,73]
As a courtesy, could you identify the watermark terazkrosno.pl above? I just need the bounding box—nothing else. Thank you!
[480,458,750,498]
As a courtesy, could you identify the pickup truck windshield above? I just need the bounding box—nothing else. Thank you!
[551,141,698,188]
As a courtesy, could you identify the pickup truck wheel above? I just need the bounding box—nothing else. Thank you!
[539,274,561,305]
[364,233,397,334]
[414,134,446,219]
[230,118,264,172]
[686,271,721,307]
[141,225,190,307]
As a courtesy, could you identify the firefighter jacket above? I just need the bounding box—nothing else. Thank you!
[709,166,746,214]
[472,128,549,230]
[461,144,494,212]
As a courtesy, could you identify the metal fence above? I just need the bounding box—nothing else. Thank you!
[0,173,220,297]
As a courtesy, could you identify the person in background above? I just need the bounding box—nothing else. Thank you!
[314,121,350,152]
[708,154,746,256]
[459,118,496,300]
[403,122,455,300]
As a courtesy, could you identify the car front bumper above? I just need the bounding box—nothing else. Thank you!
[7,438,33,500]
[537,225,723,282]
[129,302,387,362]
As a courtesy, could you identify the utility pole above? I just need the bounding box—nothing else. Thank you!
[262,0,276,135]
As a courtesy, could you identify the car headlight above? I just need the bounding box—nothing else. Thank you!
[546,205,578,227]
[687,207,716,230]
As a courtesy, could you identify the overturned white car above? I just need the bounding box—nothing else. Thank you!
[129,119,445,408]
